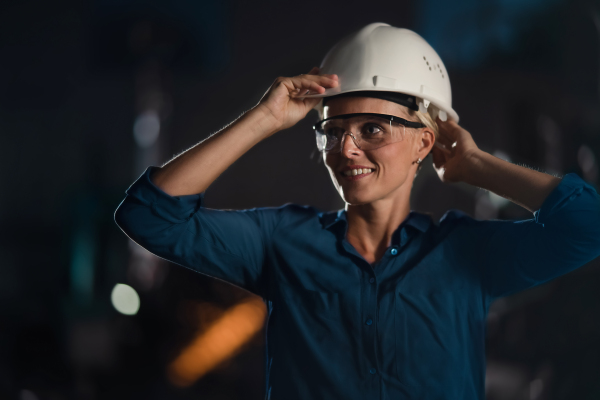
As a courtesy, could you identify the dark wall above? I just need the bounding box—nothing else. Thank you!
[1,0,599,399]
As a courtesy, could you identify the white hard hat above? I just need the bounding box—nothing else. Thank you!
[304,22,459,123]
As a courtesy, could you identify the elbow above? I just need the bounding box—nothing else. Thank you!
[114,201,125,231]
[113,195,187,257]
[114,197,138,240]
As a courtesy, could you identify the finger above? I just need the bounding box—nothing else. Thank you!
[282,74,339,98]
[445,118,461,128]
[435,131,454,149]
[437,129,460,151]
[436,131,453,147]
[289,75,338,93]
[431,147,447,169]
[436,116,459,126]
[438,134,458,151]
[433,141,452,154]
[436,117,462,139]
[302,96,324,109]
[297,73,339,85]
[286,78,327,97]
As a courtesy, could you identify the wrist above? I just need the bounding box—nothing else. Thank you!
[247,104,283,138]
[460,149,490,187]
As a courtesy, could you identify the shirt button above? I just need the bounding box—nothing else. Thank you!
[369,277,375,283]
[391,248,398,256]
[365,318,373,325]
[369,368,376,374]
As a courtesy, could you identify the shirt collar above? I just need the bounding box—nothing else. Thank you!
[320,209,433,234]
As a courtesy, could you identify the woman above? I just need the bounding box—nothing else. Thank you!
[115,23,600,399]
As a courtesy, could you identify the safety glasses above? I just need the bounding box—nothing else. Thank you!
[313,113,426,153]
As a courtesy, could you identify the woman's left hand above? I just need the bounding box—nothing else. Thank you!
[431,118,481,183]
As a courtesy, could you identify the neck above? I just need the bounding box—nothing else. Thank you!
[345,184,412,265]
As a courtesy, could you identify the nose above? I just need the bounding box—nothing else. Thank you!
[340,132,362,157]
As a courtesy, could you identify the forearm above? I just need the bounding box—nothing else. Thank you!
[462,150,562,213]
[152,105,279,196]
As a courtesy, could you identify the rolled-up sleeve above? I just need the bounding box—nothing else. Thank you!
[114,166,281,299]
[480,173,600,299]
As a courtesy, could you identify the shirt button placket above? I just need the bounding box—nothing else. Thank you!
[364,270,378,382]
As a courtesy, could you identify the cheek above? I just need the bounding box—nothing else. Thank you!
[323,154,342,188]
[373,145,412,177]
[324,153,337,173]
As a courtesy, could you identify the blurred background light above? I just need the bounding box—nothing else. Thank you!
[578,144,598,182]
[19,390,38,400]
[530,378,544,399]
[167,296,267,387]
[110,283,140,315]
[70,226,96,305]
[133,110,161,148]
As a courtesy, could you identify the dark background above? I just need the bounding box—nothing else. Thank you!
[2,0,600,398]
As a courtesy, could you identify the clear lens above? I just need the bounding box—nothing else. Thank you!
[315,115,406,153]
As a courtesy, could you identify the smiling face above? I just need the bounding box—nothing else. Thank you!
[323,96,435,206]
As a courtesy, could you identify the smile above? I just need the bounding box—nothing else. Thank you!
[342,168,374,177]
[339,167,376,181]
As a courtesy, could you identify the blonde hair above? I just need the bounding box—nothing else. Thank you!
[407,106,439,174]
[408,107,439,141]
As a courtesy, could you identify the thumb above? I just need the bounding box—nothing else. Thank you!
[303,96,323,110]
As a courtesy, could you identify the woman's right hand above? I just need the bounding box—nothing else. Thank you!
[253,67,339,134]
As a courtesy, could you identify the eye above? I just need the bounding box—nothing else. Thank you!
[324,126,344,139]
[362,123,384,136]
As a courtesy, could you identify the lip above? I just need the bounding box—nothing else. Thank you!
[340,165,374,172]
[339,165,376,181]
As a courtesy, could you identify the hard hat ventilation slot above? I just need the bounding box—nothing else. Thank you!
[423,56,434,72]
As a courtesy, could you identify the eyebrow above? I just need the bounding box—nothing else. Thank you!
[315,113,426,129]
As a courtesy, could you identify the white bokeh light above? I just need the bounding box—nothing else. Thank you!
[111,284,140,315]
[133,110,160,148]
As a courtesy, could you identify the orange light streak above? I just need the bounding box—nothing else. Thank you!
[167,296,267,387]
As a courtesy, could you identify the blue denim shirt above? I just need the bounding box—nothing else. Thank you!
[115,167,600,400]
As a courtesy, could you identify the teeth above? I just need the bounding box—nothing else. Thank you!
[343,168,373,177]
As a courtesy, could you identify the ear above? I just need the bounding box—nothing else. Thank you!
[416,127,435,160]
